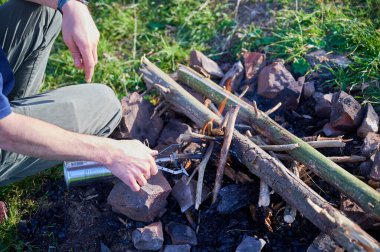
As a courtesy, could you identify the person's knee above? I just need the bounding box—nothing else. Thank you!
[90,84,122,116]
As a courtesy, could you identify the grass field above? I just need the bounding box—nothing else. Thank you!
[0,0,379,250]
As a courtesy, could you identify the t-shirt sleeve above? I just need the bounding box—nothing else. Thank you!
[0,91,12,119]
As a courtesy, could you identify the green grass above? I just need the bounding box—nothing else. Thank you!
[1,0,379,250]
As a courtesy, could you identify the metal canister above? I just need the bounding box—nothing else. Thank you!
[63,161,114,188]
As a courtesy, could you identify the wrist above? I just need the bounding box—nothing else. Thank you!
[60,0,89,13]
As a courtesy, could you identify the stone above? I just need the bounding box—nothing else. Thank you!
[357,103,379,138]
[340,197,379,230]
[280,75,305,110]
[107,172,172,222]
[313,92,333,118]
[235,236,266,252]
[132,221,164,251]
[219,61,244,92]
[112,92,164,146]
[243,52,266,83]
[322,123,345,137]
[305,49,352,70]
[216,184,257,214]
[190,50,224,78]
[369,151,380,182]
[361,132,380,157]
[306,233,343,252]
[163,245,191,252]
[157,120,192,146]
[330,91,364,131]
[302,81,315,98]
[165,222,197,246]
[171,176,209,213]
[358,161,373,178]
[257,61,297,99]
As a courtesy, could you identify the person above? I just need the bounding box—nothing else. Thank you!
[0,0,158,198]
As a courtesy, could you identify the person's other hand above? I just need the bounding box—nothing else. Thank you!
[61,1,99,83]
[106,140,158,192]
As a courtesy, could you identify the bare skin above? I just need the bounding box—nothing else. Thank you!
[0,0,158,191]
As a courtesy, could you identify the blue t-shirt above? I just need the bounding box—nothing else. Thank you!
[0,48,14,119]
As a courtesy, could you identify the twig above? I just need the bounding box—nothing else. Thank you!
[259,143,299,152]
[212,106,240,203]
[238,85,249,98]
[284,161,299,224]
[265,102,282,116]
[307,140,346,148]
[275,154,367,163]
[208,100,222,116]
[185,210,196,229]
[179,132,217,143]
[258,180,270,207]
[225,165,254,184]
[195,142,215,209]
[302,135,351,142]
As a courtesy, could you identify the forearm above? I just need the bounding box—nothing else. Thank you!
[25,0,58,9]
[0,112,112,165]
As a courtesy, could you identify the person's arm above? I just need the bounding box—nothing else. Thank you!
[26,0,99,83]
[0,112,158,191]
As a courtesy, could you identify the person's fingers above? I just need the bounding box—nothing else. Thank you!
[65,39,83,69]
[124,175,140,192]
[92,44,98,66]
[150,149,159,156]
[78,46,95,83]
[149,156,158,176]
[136,175,147,187]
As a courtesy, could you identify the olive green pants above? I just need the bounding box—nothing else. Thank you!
[0,0,122,185]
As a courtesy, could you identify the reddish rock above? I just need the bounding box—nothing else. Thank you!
[236,236,266,252]
[257,61,297,99]
[243,52,266,83]
[330,91,364,131]
[190,50,224,78]
[322,123,345,137]
[219,61,244,92]
[163,245,191,252]
[340,197,379,230]
[157,120,192,146]
[280,76,305,109]
[107,172,172,222]
[369,151,380,182]
[112,92,164,146]
[313,92,333,118]
[357,103,379,138]
[132,221,164,251]
[165,222,197,245]
[361,132,380,157]
[302,81,315,98]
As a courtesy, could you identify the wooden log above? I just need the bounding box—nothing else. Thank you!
[140,57,380,251]
[177,65,380,218]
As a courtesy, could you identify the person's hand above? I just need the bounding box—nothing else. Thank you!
[106,140,158,192]
[61,1,99,82]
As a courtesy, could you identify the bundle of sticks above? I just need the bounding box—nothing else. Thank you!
[140,57,380,252]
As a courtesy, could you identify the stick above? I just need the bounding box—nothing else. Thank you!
[140,57,380,251]
[212,106,240,204]
[177,64,380,217]
[275,154,367,163]
[307,140,346,148]
[195,142,214,210]
[284,161,299,224]
[259,143,299,152]
[265,102,282,115]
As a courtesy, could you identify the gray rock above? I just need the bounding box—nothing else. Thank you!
[163,244,191,252]
[107,172,172,222]
[369,151,380,182]
[280,75,305,109]
[359,161,373,178]
[235,236,266,252]
[112,92,164,146]
[313,92,333,118]
[217,184,257,214]
[330,91,363,131]
[302,81,315,98]
[257,61,297,99]
[361,132,380,157]
[357,103,379,138]
[165,222,197,245]
[157,120,192,146]
[190,50,224,78]
[132,221,164,251]
[220,61,244,92]
[306,49,351,70]
[322,123,345,137]
[171,176,209,213]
